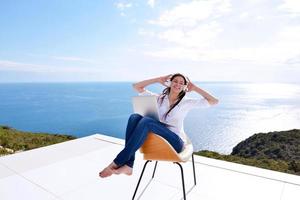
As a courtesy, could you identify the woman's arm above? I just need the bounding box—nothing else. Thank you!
[187,79,219,105]
[132,74,171,93]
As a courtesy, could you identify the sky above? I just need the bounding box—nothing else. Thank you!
[0,0,299,83]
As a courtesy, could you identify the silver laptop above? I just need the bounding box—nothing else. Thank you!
[132,96,160,121]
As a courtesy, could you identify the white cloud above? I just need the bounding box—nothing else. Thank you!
[239,12,249,19]
[139,0,231,60]
[148,0,231,27]
[140,0,230,50]
[285,54,300,65]
[256,16,265,21]
[157,21,222,48]
[139,0,300,66]
[144,47,203,61]
[115,2,132,11]
[144,25,300,65]
[114,2,132,16]
[0,60,41,72]
[147,0,155,8]
[278,0,300,15]
[0,60,104,73]
[204,25,300,64]
[138,28,156,37]
[271,26,300,64]
[52,56,95,63]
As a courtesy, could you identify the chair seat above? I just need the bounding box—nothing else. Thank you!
[133,132,197,200]
[140,132,194,162]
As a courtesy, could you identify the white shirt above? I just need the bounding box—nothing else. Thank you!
[139,89,210,144]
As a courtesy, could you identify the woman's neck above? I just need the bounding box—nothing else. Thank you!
[168,92,178,101]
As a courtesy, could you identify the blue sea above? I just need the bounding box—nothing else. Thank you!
[0,82,299,154]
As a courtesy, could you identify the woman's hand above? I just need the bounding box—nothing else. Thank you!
[186,77,219,105]
[186,77,196,92]
[157,74,172,87]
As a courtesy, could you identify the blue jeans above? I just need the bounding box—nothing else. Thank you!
[113,113,184,168]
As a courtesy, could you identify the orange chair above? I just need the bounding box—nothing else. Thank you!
[132,132,197,200]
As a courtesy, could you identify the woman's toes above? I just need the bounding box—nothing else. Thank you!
[99,167,113,178]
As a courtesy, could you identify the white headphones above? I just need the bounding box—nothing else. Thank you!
[165,74,189,92]
[182,84,188,92]
[165,79,171,87]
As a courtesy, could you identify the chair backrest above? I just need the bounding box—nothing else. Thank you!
[140,132,193,162]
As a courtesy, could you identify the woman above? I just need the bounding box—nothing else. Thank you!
[99,73,218,178]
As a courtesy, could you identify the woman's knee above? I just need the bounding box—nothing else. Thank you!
[129,113,143,122]
[138,116,155,126]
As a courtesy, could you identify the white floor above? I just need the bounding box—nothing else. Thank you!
[0,134,299,200]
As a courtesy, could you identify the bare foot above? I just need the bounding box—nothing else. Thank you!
[99,167,113,178]
[99,162,118,178]
[113,165,133,176]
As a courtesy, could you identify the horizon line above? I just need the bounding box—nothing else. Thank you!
[0,80,300,84]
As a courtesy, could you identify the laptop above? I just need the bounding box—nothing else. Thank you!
[132,96,160,121]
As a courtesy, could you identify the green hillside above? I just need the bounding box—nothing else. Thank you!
[0,125,76,156]
[196,129,300,176]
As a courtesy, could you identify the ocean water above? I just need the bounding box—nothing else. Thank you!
[0,82,299,154]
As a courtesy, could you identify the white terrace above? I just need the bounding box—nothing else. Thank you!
[0,134,299,200]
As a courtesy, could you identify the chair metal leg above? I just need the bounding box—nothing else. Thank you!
[133,157,196,200]
[152,161,158,178]
[132,160,151,200]
[192,153,197,185]
[174,162,186,200]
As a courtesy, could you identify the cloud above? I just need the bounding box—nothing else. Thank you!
[144,25,300,65]
[138,28,156,37]
[239,12,249,19]
[144,47,203,61]
[0,60,39,72]
[278,0,300,15]
[202,25,300,64]
[140,0,230,49]
[114,2,132,10]
[147,0,155,8]
[157,21,222,48]
[148,0,231,27]
[139,0,231,60]
[52,56,95,63]
[285,54,300,65]
[138,0,300,66]
[273,26,300,65]
[114,2,132,16]
[0,60,104,73]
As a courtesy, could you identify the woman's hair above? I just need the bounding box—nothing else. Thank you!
[159,73,188,120]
